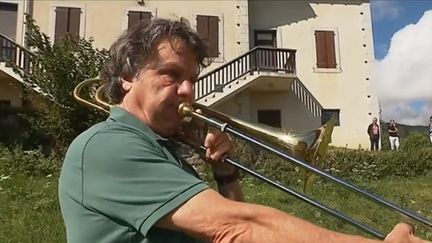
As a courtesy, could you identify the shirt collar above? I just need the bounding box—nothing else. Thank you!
[108,106,168,142]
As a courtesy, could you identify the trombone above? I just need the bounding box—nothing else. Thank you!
[74,78,432,239]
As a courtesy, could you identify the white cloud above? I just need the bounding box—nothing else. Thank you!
[376,10,432,125]
[371,0,401,21]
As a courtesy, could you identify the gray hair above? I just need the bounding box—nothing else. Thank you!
[100,18,210,104]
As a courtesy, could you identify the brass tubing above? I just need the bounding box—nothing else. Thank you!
[192,142,386,239]
[179,103,432,233]
[74,78,431,239]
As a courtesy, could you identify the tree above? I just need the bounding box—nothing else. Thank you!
[12,16,109,154]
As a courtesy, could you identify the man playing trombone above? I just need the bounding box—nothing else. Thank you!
[59,18,429,243]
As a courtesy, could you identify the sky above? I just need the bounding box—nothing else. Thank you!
[370,0,432,126]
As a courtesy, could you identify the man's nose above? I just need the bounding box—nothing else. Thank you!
[178,80,195,101]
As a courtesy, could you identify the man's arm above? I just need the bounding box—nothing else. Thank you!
[156,189,427,243]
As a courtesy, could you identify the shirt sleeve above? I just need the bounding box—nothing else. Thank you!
[81,126,209,236]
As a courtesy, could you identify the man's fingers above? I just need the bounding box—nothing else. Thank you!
[204,128,233,161]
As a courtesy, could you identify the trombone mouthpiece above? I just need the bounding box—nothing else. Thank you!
[178,103,194,117]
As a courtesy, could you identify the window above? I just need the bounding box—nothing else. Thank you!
[0,3,18,41]
[54,7,81,42]
[127,11,152,29]
[254,30,276,47]
[196,15,219,58]
[315,30,337,69]
[321,109,340,126]
[257,110,281,128]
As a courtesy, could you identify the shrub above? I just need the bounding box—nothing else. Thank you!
[10,16,108,155]
[400,132,430,152]
[233,138,432,185]
[0,145,61,177]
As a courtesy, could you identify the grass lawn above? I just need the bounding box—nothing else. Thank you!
[0,173,431,242]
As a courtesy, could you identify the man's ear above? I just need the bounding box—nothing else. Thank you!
[121,77,133,91]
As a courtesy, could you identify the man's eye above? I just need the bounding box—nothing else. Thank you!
[163,70,181,82]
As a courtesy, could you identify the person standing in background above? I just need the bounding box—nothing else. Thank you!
[388,119,399,151]
[367,117,380,151]
[429,116,432,144]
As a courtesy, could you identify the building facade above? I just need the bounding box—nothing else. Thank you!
[0,0,379,149]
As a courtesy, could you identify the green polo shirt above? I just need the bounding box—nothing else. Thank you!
[59,107,209,243]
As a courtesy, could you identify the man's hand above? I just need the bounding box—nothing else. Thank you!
[204,127,233,162]
[385,223,431,243]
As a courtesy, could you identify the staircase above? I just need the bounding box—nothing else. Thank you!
[195,46,323,119]
[1,36,324,119]
[0,34,45,95]
[195,46,296,100]
[290,78,323,118]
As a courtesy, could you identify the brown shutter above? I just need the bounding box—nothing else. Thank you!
[325,31,336,68]
[128,11,151,29]
[140,11,152,22]
[128,11,141,29]
[197,15,219,58]
[196,15,209,40]
[54,7,68,42]
[315,30,337,68]
[315,31,327,68]
[208,16,219,57]
[68,8,81,39]
[55,7,81,42]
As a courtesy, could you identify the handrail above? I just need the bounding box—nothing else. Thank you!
[195,46,296,100]
[291,79,323,118]
[0,33,52,99]
[0,34,38,76]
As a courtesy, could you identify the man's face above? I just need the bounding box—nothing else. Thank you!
[120,38,199,137]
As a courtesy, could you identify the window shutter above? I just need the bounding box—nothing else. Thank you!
[68,8,81,39]
[54,7,80,42]
[128,11,141,29]
[196,15,209,40]
[140,11,152,22]
[325,31,336,68]
[208,16,219,57]
[315,30,337,68]
[315,31,327,68]
[128,11,152,29]
[197,15,219,58]
[54,7,68,42]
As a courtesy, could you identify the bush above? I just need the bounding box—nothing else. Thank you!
[325,147,432,181]
[400,132,430,152]
[233,137,432,185]
[10,16,108,155]
[0,145,61,177]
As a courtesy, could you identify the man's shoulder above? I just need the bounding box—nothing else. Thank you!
[66,120,160,159]
[77,120,155,144]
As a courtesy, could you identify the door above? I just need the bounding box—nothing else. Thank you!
[254,30,277,70]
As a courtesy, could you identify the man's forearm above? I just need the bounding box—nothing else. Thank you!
[242,204,380,243]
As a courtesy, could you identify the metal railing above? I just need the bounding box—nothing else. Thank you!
[0,36,322,118]
[195,46,296,100]
[290,78,323,118]
[0,34,38,76]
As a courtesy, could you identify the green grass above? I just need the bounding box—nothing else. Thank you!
[1,173,431,242]
[0,174,64,243]
[242,174,432,240]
